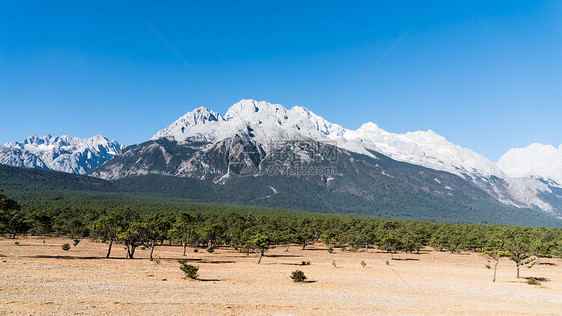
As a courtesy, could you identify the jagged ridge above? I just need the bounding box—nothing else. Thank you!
[0,134,124,174]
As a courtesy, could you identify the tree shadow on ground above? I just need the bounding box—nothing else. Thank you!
[226,255,261,258]
[391,258,420,261]
[280,263,310,266]
[177,258,204,262]
[26,255,235,263]
[177,258,236,264]
[28,255,127,260]
[371,250,429,255]
[198,278,221,282]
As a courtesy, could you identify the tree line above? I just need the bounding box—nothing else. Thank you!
[1,189,561,278]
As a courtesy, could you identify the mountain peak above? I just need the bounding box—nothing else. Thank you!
[498,143,562,184]
[183,106,222,123]
[225,99,288,121]
[152,106,225,142]
[356,122,384,134]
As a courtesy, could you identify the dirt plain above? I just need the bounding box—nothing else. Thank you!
[0,237,561,315]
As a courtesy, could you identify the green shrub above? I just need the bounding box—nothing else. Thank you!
[290,270,307,282]
[180,263,199,279]
[61,244,70,251]
[14,241,20,245]
[485,264,491,269]
[73,239,80,247]
[206,246,214,253]
[301,261,311,265]
[193,248,199,253]
[360,260,367,268]
[327,247,333,253]
[527,277,541,285]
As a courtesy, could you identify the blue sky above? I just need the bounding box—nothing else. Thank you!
[1,1,561,161]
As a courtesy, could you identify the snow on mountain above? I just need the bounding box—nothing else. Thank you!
[152,107,225,143]
[151,99,561,215]
[346,123,504,179]
[154,99,502,179]
[153,100,345,150]
[0,135,124,174]
[498,143,562,186]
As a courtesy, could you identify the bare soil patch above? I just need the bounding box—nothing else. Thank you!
[1,237,561,315]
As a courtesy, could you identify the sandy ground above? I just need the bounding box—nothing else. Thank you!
[0,237,561,315]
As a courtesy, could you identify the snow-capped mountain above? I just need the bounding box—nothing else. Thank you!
[496,144,562,215]
[153,100,502,179]
[499,143,562,185]
[149,100,515,204]
[90,99,562,218]
[0,135,124,174]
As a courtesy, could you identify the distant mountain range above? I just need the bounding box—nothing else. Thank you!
[2,99,561,223]
[0,135,123,174]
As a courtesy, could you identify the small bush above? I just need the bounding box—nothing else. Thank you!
[532,277,548,282]
[485,264,491,269]
[193,248,199,253]
[332,260,337,268]
[177,259,188,265]
[290,270,307,282]
[327,247,333,253]
[206,246,214,253]
[14,241,20,245]
[73,239,80,247]
[385,260,390,266]
[527,277,541,285]
[141,246,146,250]
[360,261,367,268]
[180,263,199,279]
[301,261,311,266]
[61,244,70,251]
